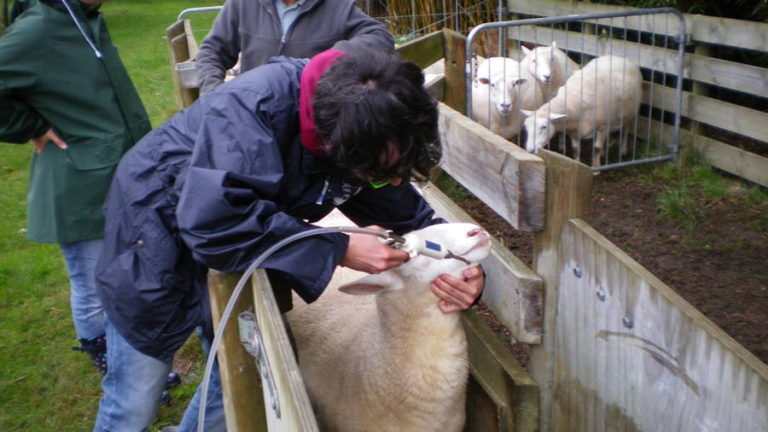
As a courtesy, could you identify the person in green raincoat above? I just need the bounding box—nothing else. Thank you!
[0,0,151,373]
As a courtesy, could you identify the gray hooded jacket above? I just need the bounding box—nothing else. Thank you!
[196,0,394,93]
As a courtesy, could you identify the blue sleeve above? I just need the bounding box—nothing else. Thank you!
[176,91,348,302]
[338,182,445,235]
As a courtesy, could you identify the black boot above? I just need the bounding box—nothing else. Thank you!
[72,335,107,375]
[166,371,181,389]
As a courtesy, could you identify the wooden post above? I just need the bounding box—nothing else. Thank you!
[528,150,592,432]
[208,270,268,432]
[688,43,711,167]
[442,28,467,114]
[165,20,200,110]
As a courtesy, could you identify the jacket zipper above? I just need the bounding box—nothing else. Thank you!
[276,0,319,54]
[59,0,102,58]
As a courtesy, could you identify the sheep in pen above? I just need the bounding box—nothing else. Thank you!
[468,12,685,171]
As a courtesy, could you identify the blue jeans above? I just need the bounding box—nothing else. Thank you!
[94,318,171,431]
[177,329,226,432]
[60,239,105,340]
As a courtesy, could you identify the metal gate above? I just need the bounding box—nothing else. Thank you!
[466,8,687,172]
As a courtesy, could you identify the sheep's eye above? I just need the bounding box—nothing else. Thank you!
[539,125,547,130]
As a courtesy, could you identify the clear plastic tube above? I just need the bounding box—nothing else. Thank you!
[197,225,390,431]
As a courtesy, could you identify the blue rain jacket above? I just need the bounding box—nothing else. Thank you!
[96,56,441,361]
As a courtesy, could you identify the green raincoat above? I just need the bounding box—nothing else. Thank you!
[0,0,150,243]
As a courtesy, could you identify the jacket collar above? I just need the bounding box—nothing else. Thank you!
[298,49,346,158]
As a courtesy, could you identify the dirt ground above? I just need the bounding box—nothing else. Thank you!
[463,167,768,367]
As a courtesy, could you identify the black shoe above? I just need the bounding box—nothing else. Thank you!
[72,335,107,375]
[160,390,172,406]
[165,371,181,389]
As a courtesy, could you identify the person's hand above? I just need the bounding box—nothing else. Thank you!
[30,129,67,153]
[340,225,410,274]
[430,266,485,313]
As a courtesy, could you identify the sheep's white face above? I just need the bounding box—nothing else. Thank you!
[339,223,491,296]
[522,44,555,84]
[413,223,491,267]
[522,112,565,154]
[476,58,526,116]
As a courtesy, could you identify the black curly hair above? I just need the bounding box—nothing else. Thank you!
[312,49,441,184]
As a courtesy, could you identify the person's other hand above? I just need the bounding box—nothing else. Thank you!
[340,225,410,274]
[31,129,67,153]
[430,266,485,313]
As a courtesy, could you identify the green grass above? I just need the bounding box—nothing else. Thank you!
[0,1,218,430]
[649,146,768,231]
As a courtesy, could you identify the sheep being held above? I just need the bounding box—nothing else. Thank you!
[520,41,581,101]
[472,56,543,140]
[521,55,643,168]
[286,222,492,432]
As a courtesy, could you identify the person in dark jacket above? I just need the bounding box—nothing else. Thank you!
[93,49,484,431]
[195,0,393,93]
[0,0,150,374]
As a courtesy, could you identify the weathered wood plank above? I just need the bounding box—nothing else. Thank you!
[250,269,319,431]
[422,183,543,344]
[208,270,267,432]
[693,135,768,188]
[396,30,444,69]
[508,0,768,52]
[553,219,768,431]
[166,22,199,109]
[437,103,546,231]
[442,29,467,114]
[687,51,768,99]
[643,81,768,144]
[183,19,200,59]
[687,14,768,52]
[463,309,539,432]
[642,116,768,188]
[528,150,593,432]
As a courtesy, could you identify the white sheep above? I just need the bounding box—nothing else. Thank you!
[286,222,492,432]
[521,55,643,168]
[471,56,543,140]
[520,41,581,101]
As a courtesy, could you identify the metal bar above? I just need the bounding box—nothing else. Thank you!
[593,154,674,171]
[177,6,223,21]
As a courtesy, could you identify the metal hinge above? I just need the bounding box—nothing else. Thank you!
[175,60,199,89]
[238,310,281,419]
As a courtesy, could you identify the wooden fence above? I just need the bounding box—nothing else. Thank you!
[400,29,768,432]
[166,14,768,432]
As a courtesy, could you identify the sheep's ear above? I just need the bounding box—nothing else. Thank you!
[520,109,535,118]
[521,45,532,56]
[549,112,567,121]
[339,273,402,296]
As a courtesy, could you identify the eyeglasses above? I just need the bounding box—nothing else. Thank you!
[368,178,392,189]
[364,139,415,189]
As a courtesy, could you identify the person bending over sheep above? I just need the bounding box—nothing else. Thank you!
[92,48,485,431]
